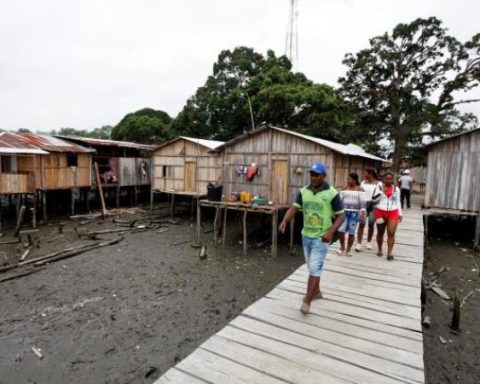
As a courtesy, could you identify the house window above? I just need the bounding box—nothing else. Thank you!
[67,154,78,167]
[1,156,12,172]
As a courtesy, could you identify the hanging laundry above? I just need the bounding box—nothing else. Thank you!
[235,165,245,176]
[245,163,258,181]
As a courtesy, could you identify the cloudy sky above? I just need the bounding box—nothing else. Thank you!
[1,0,479,132]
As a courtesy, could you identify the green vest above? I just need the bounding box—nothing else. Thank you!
[300,185,338,239]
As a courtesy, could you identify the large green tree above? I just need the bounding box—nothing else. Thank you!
[111,108,172,143]
[173,47,350,141]
[339,17,480,169]
[55,125,113,139]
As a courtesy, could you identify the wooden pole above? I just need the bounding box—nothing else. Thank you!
[42,191,47,221]
[213,207,220,247]
[271,210,278,258]
[150,189,154,211]
[70,188,75,217]
[116,186,120,208]
[243,210,247,255]
[170,193,175,218]
[222,205,228,249]
[94,162,107,218]
[14,205,26,237]
[474,215,480,251]
[196,200,201,245]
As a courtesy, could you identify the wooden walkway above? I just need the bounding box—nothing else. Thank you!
[155,208,425,384]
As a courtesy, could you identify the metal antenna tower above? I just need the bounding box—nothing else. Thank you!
[285,0,299,67]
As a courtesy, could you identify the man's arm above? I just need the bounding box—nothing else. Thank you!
[322,213,345,242]
[322,193,345,242]
[279,206,299,234]
[279,192,301,233]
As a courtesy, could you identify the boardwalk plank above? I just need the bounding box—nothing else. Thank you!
[155,208,425,383]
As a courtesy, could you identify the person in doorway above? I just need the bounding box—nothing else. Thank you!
[373,172,402,260]
[337,173,366,256]
[356,168,382,252]
[279,163,345,314]
[398,170,413,209]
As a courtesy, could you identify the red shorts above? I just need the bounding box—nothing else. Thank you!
[374,208,400,222]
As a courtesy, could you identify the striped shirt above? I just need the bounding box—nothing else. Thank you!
[339,189,366,212]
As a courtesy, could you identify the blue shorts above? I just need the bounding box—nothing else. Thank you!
[338,211,360,235]
[302,236,329,277]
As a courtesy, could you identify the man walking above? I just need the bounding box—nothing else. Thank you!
[279,163,344,314]
[398,170,413,209]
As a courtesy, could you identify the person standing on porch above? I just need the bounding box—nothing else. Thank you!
[279,163,345,314]
[356,168,382,251]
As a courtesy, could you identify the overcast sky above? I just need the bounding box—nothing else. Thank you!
[1,0,479,132]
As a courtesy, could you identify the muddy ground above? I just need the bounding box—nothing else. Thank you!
[0,206,303,383]
[423,240,480,384]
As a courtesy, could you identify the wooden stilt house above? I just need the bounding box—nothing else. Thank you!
[213,125,386,205]
[150,137,224,215]
[0,132,48,195]
[151,137,224,194]
[425,128,480,248]
[56,136,157,207]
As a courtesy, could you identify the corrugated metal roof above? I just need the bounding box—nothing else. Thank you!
[18,133,94,153]
[180,136,225,150]
[54,135,159,151]
[154,136,225,152]
[0,132,49,155]
[214,125,388,162]
[426,127,480,148]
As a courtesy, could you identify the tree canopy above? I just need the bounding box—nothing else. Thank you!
[111,108,172,143]
[173,47,351,142]
[339,17,480,168]
[54,126,113,139]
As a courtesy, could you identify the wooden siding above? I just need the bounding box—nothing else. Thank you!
[426,130,480,212]
[118,158,150,186]
[0,172,36,194]
[1,154,39,194]
[42,153,91,189]
[152,138,222,193]
[220,128,377,205]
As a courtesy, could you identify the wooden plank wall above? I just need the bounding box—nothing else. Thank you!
[410,166,427,193]
[0,173,34,194]
[221,128,376,205]
[152,139,221,193]
[42,153,91,189]
[118,157,151,186]
[425,130,480,212]
[1,154,38,194]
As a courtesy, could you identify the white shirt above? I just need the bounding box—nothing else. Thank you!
[399,175,413,190]
[361,180,382,201]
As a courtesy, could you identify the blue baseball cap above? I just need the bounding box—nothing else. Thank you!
[310,163,327,175]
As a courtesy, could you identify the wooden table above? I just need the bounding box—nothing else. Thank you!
[197,200,293,258]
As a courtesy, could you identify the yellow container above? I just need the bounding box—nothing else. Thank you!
[240,191,251,203]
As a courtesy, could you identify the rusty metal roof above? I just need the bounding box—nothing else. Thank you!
[17,133,94,153]
[0,131,49,155]
[54,135,158,151]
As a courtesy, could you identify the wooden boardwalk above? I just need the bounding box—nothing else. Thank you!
[155,208,425,384]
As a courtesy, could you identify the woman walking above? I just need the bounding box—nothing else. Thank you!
[373,172,402,260]
[337,173,366,256]
[356,168,381,251]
